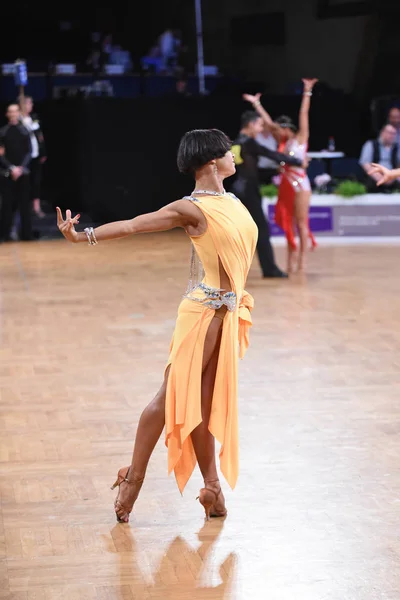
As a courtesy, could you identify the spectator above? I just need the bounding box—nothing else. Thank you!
[109,45,133,72]
[158,28,181,73]
[141,45,163,74]
[387,106,400,158]
[0,104,32,242]
[359,124,399,192]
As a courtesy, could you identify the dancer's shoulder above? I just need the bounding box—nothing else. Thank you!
[182,195,202,203]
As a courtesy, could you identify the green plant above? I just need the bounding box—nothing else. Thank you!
[260,183,278,198]
[334,180,367,198]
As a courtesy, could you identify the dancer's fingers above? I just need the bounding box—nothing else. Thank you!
[56,207,63,226]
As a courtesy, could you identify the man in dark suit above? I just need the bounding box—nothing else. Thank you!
[0,104,32,242]
[232,111,306,278]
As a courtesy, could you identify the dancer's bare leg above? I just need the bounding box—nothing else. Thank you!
[116,266,229,519]
[115,309,226,518]
[190,307,226,511]
[294,190,311,271]
[287,216,297,273]
[190,260,231,510]
[114,368,169,519]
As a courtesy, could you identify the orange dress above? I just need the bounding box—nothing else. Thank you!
[165,192,258,493]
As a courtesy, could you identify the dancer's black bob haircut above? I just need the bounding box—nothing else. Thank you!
[177,129,232,175]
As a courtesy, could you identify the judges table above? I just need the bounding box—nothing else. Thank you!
[262,193,400,238]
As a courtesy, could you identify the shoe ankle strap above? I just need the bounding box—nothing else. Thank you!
[204,483,222,499]
[124,475,144,485]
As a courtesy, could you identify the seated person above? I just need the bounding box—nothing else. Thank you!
[109,45,133,72]
[387,106,400,151]
[141,45,163,73]
[359,124,399,192]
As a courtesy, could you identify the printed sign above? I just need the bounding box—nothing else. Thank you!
[267,205,333,236]
[333,205,400,236]
[262,197,400,237]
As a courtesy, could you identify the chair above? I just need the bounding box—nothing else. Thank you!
[330,157,363,180]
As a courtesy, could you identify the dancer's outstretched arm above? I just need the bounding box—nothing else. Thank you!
[243,93,280,136]
[297,78,318,145]
[368,163,400,185]
[56,200,206,244]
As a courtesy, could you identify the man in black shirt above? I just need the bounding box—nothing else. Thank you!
[0,104,32,242]
[231,111,305,278]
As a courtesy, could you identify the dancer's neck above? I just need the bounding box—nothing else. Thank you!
[193,172,225,195]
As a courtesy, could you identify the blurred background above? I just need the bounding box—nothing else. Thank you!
[1,0,400,235]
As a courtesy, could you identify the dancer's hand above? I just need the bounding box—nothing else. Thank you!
[302,78,318,91]
[56,207,81,243]
[243,93,261,105]
[368,163,394,186]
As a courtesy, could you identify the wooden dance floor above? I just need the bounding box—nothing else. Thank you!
[1,232,399,599]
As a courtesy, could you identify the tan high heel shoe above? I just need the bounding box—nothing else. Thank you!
[197,486,228,521]
[111,466,144,523]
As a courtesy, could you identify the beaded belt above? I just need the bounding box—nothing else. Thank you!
[184,283,237,312]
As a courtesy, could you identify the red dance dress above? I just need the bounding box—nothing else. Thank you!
[275,139,317,251]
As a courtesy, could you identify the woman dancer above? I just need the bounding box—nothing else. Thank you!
[244,79,318,272]
[57,129,257,523]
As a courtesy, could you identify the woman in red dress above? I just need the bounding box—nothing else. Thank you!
[244,78,318,273]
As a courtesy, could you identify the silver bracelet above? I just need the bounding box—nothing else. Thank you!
[304,91,312,96]
[84,227,98,245]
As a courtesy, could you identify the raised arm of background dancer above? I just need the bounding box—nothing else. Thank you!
[56,200,207,244]
[243,93,280,136]
[245,138,302,167]
[297,78,318,144]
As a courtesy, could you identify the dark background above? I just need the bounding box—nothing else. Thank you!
[0,91,364,221]
[1,0,399,222]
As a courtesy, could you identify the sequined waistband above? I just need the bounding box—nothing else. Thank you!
[184,283,237,312]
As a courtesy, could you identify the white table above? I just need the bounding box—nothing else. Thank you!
[307,151,345,159]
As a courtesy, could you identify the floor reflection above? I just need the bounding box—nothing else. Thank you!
[111,520,238,599]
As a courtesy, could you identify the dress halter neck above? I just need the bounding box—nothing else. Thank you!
[191,189,226,196]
